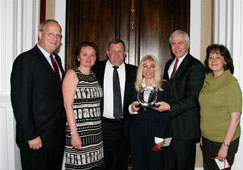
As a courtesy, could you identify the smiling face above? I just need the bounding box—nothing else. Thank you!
[107,43,126,66]
[142,59,156,80]
[77,46,97,69]
[208,50,226,77]
[38,21,62,53]
[171,33,189,58]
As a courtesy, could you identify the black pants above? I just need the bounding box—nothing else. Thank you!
[102,117,130,170]
[164,138,197,170]
[201,137,239,170]
[20,146,64,170]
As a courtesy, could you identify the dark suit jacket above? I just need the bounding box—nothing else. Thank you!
[92,60,137,135]
[163,54,205,139]
[11,45,66,148]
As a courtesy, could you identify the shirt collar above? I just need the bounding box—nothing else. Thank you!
[107,60,125,69]
[37,44,53,58]
[176,52,188,62]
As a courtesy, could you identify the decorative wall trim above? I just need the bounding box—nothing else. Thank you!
[55,0,66,68]
[214,0,243,169]
[190,0,201,60]
[0,0,40,170]
[232,0,243,83]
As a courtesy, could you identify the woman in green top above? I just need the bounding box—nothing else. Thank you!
[199,44,242,170]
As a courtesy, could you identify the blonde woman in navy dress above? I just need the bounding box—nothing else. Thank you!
[129,55,170,170]
[62,41,104,170]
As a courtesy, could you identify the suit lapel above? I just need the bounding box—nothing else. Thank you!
[123,64,132,109]
[172,54,191,79]
[54,53,65,80]
[96,61,106,89]
[33,46,62,90]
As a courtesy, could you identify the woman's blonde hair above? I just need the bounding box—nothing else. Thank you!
[134,55,163,91]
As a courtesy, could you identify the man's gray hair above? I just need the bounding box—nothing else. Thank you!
[169,30,190,44]
[38,19,61,32]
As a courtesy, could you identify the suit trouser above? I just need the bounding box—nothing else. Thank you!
[201,137,239,170]
[102,117,130,170]
[164,138,197,170]
[20,145,64,170]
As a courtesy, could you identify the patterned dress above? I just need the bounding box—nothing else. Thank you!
[65,68,104,170]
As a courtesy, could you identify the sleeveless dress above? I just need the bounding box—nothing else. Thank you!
[64,68,104,170]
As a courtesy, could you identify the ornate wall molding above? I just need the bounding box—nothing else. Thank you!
[1,0,242,169]
[214,0,243,169]
[190,0,201,61]
[55,0,66,68]
[0,0,40,170]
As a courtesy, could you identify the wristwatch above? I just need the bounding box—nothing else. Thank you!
[223,141,229,147]
[70,131,77,135]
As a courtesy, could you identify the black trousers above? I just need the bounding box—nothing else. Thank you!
[20,146,64,170]
[102,117,130,170]
[201,137,239,170]
[164,138,197,170]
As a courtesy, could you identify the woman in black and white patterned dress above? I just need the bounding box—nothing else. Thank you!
[62,41,104,170]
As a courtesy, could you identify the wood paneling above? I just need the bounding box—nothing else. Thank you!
[65,0,190,70]
[40,0,46,23]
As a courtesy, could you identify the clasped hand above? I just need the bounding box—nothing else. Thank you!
[153,101,170,112]
[28,136,42,150]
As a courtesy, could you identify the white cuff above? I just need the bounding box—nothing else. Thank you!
[129,104,138,114]
[154,137,164,144]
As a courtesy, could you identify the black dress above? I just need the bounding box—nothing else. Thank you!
[64,68,104,170]
[129,83,170,170]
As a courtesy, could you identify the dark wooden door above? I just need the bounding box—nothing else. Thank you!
[65,0,190,71]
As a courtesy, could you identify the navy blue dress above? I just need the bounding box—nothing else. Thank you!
[129,82,170,170]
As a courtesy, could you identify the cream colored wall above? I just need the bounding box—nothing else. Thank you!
[195,0,213,168]
[200,0,213,63]
[46,0,55,19]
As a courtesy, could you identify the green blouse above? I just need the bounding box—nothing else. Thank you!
[199,70,242,142]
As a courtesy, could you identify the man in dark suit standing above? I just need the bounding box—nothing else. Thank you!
[156,30,205,170]
[92,39,137,170]
[11,19,66,170]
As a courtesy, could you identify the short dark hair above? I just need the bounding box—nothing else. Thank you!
[204,44,234,74]
[74,41,98,67]
[107,39,126,51]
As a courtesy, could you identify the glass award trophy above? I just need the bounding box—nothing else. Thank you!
[137,86,157,108]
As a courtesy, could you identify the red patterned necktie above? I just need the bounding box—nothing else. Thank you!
[171,58,179,79]
[50,54,62,87]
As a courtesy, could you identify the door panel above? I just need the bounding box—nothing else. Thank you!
[65,0,190,71]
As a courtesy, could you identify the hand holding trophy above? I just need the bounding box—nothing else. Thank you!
[137,86,157,109]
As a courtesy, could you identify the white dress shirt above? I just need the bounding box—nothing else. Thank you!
[167,53,187,79]
[37,44,63,79]
[103,60,126,119]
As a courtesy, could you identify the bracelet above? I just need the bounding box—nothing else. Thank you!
[70,131,77,136]
[223,141,229,147]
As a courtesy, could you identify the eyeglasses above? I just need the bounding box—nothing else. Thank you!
[46,33,62,39]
